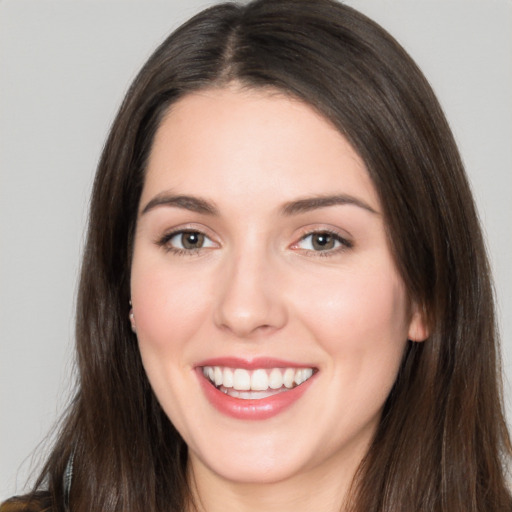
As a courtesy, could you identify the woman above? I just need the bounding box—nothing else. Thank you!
[2,0,510,510]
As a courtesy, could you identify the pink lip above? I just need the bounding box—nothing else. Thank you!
[196,356,309,370]
[195,358,317,420]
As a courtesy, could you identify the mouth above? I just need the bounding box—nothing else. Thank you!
[202,365,315,399]
[196,360,318,420]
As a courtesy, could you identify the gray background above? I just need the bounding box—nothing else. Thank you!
[1,0,511,501]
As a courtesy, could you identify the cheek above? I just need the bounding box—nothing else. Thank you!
[293,263,410,438]
[130,255,214,433]
[294,261,410,363]
[130,255,213,359]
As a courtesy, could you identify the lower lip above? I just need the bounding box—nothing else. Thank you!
[197,370,315,420]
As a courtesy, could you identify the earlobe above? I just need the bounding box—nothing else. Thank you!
[129,308,137,333]
[408,303,429,342]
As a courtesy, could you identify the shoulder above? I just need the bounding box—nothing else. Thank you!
[0,493,53,512]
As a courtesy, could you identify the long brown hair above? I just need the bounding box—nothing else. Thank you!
[10,0,511,510]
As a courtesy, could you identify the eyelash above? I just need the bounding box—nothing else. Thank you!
[156,229,216,256]
[292,229,353,257]
[156,228,353,257]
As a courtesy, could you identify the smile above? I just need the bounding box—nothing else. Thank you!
[197,360,317,420]
[202,366,315,399]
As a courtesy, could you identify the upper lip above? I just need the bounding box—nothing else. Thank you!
[196,356,316,370]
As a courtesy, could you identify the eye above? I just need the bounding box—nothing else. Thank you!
[295,231,352,253]
[160,230,216,252]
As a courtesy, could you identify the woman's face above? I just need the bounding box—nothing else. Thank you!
[131,86,426,486]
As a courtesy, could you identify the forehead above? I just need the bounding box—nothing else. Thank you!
[142,86,379,212]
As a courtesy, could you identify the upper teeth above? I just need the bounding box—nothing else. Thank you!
[202,366,314,391]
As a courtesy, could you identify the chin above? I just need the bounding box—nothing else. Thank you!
[188,430,315,485]
[199,453,305,485]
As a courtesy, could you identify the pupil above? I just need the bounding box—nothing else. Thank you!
[313,233,334,250]
[182,232,204,249]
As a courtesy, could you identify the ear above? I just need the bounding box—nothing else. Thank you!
[129,308,137,333]
[408,302,429,342]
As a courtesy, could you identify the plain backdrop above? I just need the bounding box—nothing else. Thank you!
[1,0,511,501]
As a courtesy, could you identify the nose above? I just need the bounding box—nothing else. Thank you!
[213,248,288,338]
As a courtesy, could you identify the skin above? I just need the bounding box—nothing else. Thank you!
[130,85,427,512]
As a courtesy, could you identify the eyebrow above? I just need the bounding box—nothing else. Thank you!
[140,192,378,217]
[141,193,219,216]
[281,194,378,216]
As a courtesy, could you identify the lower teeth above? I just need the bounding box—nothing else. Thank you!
[218,385,290,400]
